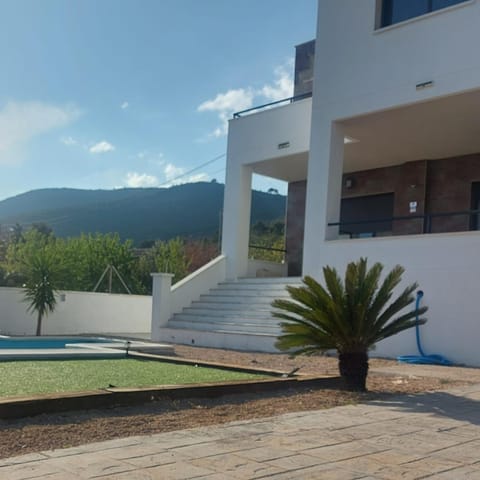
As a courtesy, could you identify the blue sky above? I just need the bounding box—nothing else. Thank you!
[0,0,317,200]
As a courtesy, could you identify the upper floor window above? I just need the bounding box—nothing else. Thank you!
[381,0,469,27]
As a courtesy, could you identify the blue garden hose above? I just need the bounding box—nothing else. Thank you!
[397,291,453,366]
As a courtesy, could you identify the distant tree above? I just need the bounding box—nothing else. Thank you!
[59,233,137,293]
[185,238,219,272]
[23,249,64,335]
[133,238,190,294]
[268,188,279,195]
[31,222,53,237]
[7,231,65,335]
[11,223,24,244]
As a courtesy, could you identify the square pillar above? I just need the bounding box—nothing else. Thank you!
[150,273,173,341]
[303,120,345,276]
[221,162,253,280]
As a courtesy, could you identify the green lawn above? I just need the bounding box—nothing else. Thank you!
[0,359,266,398]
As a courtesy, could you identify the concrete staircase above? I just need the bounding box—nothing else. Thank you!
[160,277,302,352]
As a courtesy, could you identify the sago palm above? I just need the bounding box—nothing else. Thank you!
[272,258,427,391]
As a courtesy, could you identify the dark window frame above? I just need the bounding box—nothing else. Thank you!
[381,0,469,28]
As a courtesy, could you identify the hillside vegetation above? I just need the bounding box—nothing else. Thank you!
[0,182,286,245]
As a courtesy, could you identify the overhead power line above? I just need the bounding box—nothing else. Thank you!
[157,153,226,187]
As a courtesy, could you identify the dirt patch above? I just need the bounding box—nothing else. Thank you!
[0,345,475,460]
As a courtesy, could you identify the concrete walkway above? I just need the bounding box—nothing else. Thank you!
[1,385,480,479]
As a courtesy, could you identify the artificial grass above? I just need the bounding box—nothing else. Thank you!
[0,359,266,398]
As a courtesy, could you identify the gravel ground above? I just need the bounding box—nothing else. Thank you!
[0,344,477,460]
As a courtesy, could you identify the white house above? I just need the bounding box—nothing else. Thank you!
[153,0,480,366]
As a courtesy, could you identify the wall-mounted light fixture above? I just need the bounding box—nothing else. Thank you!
[416,80,434,91]
[344,178,354,189]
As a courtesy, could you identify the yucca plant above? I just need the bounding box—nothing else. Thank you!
[272,258,427,391]
[23,249,63,336]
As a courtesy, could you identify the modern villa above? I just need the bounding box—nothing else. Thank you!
[151,0,480,366]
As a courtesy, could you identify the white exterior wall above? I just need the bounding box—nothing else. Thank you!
[303,0,480,366]
[314,0,480,120]
[305,0,480,267]
[314,232,480,367]
[0,288,151,336]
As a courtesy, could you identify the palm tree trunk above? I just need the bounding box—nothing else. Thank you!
[36,312,43,336]
[338,351,369,391]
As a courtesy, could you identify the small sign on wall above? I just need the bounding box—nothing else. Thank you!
[409,201,417,213]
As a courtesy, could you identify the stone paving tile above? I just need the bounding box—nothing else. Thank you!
[120,450,190,469]
[2,383,480,479]
[430,464,480,479]
[257,464,365,479]
[428,440,480,464]
[262,452,324,470]
[0,452,49,467]
[50,452,139,478]
[190,452,284,479]
[95,462,216,479]
[302,441,389,464]
[0,460,66,480]
[44,437,143,458]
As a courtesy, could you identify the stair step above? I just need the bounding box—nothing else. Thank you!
[233,277,302,284]
[158,327,278,352]
[182,307,276,318]
[208,289,291,298]
[198,295,281,304]
[174,312,279,323]
[168,319,281,334]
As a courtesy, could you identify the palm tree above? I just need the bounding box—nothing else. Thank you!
[23,250,60,336]
[272,258,427,391]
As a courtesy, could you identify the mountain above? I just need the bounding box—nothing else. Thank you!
[0,183,286,244]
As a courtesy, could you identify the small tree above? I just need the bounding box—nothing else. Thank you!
[23,249,62,336]
[272,258,427,391]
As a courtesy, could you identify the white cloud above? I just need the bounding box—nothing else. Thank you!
[197,88,254,137]
[89,140,115,154]
[259,59,294,102]
[60,136,78,147]
[163,162,209,186]
[197,60,294,139]
[0,100,81,164]
[125,171,159,188]
[120,101,129,110]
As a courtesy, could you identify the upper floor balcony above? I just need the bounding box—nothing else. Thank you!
[227,93,312,183]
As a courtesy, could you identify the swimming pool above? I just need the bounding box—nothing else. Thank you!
[0,336,122,349]
[0,335,174,360]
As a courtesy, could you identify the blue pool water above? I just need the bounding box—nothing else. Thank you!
[0,336,119,349]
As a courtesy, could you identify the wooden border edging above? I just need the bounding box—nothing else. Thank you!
[0,375,341,420]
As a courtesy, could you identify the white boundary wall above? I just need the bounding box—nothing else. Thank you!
[0,288,151,336]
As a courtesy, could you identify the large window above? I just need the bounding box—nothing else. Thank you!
[340,193,394,238]
[381,0,469,27]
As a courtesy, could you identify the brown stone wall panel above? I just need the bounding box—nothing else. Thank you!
[286,181,307,276]
[426,154,480,232]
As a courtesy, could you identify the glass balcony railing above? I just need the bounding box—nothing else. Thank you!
[233,92,312,119]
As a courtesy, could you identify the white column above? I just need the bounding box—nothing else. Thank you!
[221,161,253,280]
[302,120,345,276]
[150,273,173,341]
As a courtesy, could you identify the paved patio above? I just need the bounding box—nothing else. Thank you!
[1,384,479,479]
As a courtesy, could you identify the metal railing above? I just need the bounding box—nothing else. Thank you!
[248,244,287,253]
[233,92,312,118]
[328,208,480,237]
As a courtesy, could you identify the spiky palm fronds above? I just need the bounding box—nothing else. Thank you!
[22,249,62,335]
[273,258,427,356]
